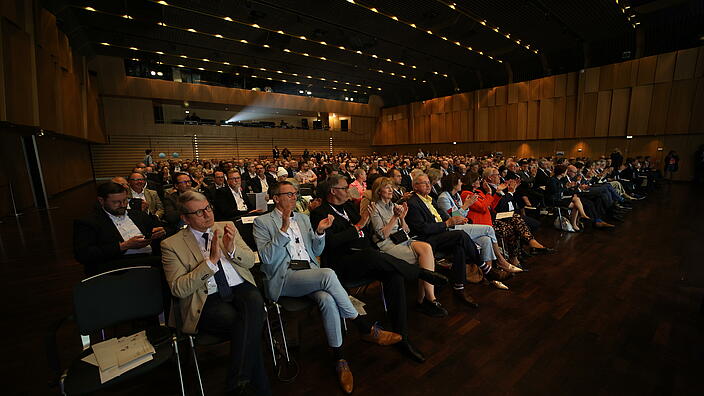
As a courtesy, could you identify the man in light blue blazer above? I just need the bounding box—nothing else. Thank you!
[253,181,402,395]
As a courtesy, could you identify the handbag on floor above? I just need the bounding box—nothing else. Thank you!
[553,212,575,232]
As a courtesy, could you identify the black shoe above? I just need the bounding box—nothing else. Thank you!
[529,247,556,255]
[395,340,426,363]
[453,288,480,308]
[418,269,449,287]
[417,299,448,318]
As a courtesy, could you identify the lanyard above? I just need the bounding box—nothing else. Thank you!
[328,203,350,222]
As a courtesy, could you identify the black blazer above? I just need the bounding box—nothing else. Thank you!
[405,194,448,239]
[213,187,254,221]
[73,208,159,276]
[534,168,551,189]
[248,174,277,193]
[310,201,372,265]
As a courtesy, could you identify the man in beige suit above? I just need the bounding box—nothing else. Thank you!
[161,191,270,396]
[127,171,164,219]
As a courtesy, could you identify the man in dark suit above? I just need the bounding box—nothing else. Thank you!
[310,175,448,364]
[73,182,166,276]
[248,164,277,194]
[163,173,194,235]
[214,170,257,221]
[405,173,484,308]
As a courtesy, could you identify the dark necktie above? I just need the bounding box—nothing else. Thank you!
[202,232,233,302]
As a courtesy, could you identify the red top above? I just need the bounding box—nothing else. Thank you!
[460,189,501,226]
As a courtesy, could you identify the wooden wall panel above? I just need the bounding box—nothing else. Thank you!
[517,102,528,141]
[477,89,489,107]
[487,88,496,107]
[36,47,60,132]
[517,81,530,102]
[554,74,566,97]
[584,67,600,93]
[627,85,653,135]
[495,105,507,140]
[599,64,614,91]
[476,107,489,141]
[430,113,444,142]
[654,52,676,83]
[637,55,657,85]
[529,79,542,100]
[487,107,497,141]
[495,86,507,106]
[526,101,539,140]
[542,76,555,98]
[674,47,698,80]
[37,137,94,196]
[608,88,631,136]
[508,83,518,104]
[648,82,672,134]
[696,47,704,78]
[538,99,554,139]
[665,80,696,133]
[553,97,566,139]
[595,91,612,137]
[565,95,577,138]
[614,60,635,89]
[566,72,578,96]
[577,93,598,137]
[690,78,704,132]
[506,104,517,140]
[460,110,471,141]
[2,19,35,126]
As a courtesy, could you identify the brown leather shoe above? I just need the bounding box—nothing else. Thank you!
[453,288,480,308]
[486,267,513,282]
[336,359,353,394]
[360,323,402,346]
[465,263,484,283]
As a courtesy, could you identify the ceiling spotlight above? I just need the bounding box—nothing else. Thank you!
[157,71,163,76]
[350,97,354,101]
[180,55,187,58]
[370,8,378,12]
[150,71,156,76]
[263,44,270,48]
[129,47,139,50]
[252,24,260,28]
[156,51,164,55]
[345,97,349,100]
[391,16,398,21]
[223,61,230,65]
[84,6,96,11]
[187,28,196,32]
[215,34,223,38]
[203,59,210,62]
[320,41,327,45]
[299,90,304,94]
[122,14,133,19]
[240,40,248,43]
[284,49,291,52]
[197,67,204,70]
[306,91,312,95]
[100,42,110,46]
[177,64,185,68]
[158,1,168,5]
[224,17,233,21]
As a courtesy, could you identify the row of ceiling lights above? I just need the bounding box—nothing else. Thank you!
[344,0,538,61]
[81,5,430,84]
[147,0,440,77]
[104,42,371,94]
[614,1,640,28]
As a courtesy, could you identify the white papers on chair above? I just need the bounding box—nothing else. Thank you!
[247,192,268,212]
[84,330,156,384]
[240,216,258,224]
[348,295,367,316]
[496,211,514,220]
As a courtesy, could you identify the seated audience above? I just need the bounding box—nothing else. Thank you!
[127,171,164,219]
[163,173,195,234]
[214,170,257,221]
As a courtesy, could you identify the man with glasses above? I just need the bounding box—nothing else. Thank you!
[127,171,164,219]
[214,170,257,221]
[310,175,449,364]
[74,182,166,276]
[162,191,271,396]
[163,173,194,235]
[254,181,402,394]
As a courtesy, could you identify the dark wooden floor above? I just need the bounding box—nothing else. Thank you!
[3,182,703,396]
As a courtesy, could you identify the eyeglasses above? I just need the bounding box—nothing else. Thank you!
[129,178,145,181]
[184,205,213,217]
[227,177,241,180]
[331,186,349,190]
[274,191,298,198]
[176,180,191,184]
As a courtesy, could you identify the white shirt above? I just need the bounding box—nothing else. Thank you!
[275,209,324,262]
[104,209,152,255]
[190,227,243,295]
[258,176,269,193]
[229,186,248,211]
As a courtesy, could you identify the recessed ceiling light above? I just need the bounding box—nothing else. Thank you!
[158,1,168,5]
[84,6,96,11]
[224,17,233,21]
[188,28,196,32]
[215,34,223,38]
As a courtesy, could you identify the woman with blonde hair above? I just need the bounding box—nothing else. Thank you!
[369,177,447,317]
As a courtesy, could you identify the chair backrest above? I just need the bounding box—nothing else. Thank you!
[73,266,163,335]
[235,218,258,252]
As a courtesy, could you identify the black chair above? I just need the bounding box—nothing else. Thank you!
[47,266,185,395]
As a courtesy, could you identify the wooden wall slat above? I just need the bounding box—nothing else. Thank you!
[508,83,518,104]
[654,52,676,83]
[517,102,528,140]
[577,92,598,137]
[527,101,539,140]
[599,64,614,91]
[554,74,566,97]
[627,85,653,135]
[690,78,704,132]
[595,91,612,137]
[665,80,696,133]
[674,47,698,81]
[495,86,507,106]
[648,82,672,134]
[542,76,555,98]
[476,107,489,141]
[538,99,554,139]
[553,97,566,139]
[584,68,600,93]
[608,88,631,136]
[637,55,657,85]
[529,79,542,100]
